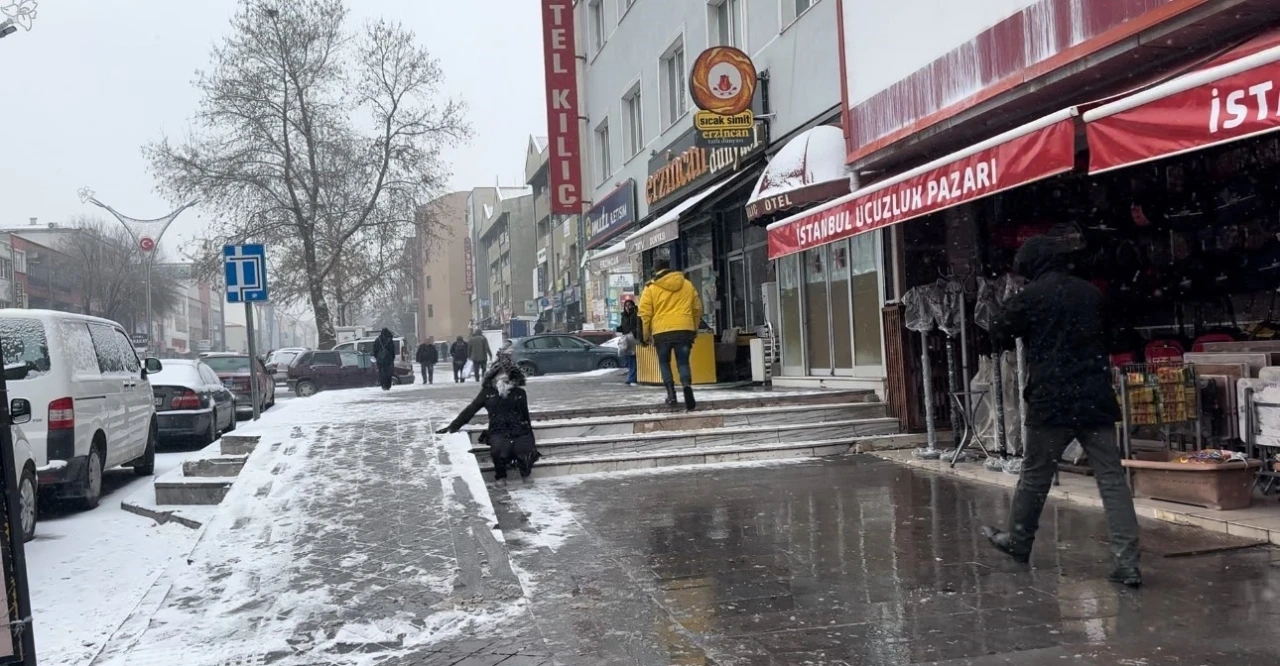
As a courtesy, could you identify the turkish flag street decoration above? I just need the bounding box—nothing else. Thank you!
[1086,38,1280,174]
[541,0,583,214]
[768,116,1076,259]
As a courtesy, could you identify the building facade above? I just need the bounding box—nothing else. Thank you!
[475,187,539,335]
[414,192,473,343]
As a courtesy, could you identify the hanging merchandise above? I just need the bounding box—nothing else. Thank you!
[903,284,941,460]
[974,277,1007,472]
[932,278,966,452]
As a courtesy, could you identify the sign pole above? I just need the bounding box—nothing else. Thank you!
[245,303,261,421]
[144,258,153,355]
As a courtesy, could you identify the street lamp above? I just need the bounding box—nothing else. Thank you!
[78,189,197,355]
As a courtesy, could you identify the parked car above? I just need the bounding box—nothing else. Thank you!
[149,359,237,445]
[574,330,617,346]
[265,347,309,384]
[0,310,161,519]
[201,353,277,417]
[287,350,413,397]
[5,400,38,542]
[506,334,620,376]
[334,336,413,379]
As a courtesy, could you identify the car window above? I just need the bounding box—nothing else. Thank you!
[0,317,52,379]
[339,352,361,368]
[113,329,141,373]
[526,337,560,350]
[203,356,250,373]
[559,337,591,350]
[88,323,128,374]
[198,364,221,385]
[58,322,98,375]
[151,364,202,386]
[311,351,340,367]
[358,354,373,369]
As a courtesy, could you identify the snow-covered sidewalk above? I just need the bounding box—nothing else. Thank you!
[90,386,538,666]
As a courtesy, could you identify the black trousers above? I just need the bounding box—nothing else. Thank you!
[453,361,465,382]
[473,359,488,381]
[377,364,394,390]
[421,363,434,384]
[1007,424,1139,568]
[490,433,537,480]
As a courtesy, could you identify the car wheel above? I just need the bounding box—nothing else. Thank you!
[598,357,619,369]
[19,466,36,543]
[224,408,237,433]
[201,411,219,447]
[517,361,539,377]
[79,446,104,510]
[296,380,318,398]
[134,421,157,477]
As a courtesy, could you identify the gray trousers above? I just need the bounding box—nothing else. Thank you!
[1008,424,1140,569]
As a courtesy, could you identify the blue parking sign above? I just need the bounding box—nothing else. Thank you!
[224,244,270,303]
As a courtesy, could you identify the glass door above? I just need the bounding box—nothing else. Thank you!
[726,254,747,331]
[779,254,805,375]
[850,232,886,377]
[804,246,832,374]
[829,240,855,375]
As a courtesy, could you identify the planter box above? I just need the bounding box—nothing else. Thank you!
[1122,453,1261,511]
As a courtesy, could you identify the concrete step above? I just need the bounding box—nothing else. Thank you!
[154,477,234,505]
[469,417,899,463]
[478,433,916,478]
[472,389,878,425]
[464,401,889,445]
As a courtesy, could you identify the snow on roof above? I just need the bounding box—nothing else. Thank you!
[534,136,549,152]
[749,125,847,205]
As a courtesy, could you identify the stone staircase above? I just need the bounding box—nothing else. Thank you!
[467,390,910,478]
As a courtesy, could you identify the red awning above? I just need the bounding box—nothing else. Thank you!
[767,111,1077,260]
[1085,27,1280,174]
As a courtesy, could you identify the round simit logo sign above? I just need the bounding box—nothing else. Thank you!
[689,46,757,117]
[139,236,156,253]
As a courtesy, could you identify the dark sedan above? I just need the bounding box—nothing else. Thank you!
[287,350,413,397]
[202,353,277,417]
[506,334,619,376]
[150,359,237,445]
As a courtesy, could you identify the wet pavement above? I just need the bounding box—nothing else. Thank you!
[496,455,1280,665]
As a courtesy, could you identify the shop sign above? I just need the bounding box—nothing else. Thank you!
[589,248,629,274]
[585,180,637,249]
[463,238,474,295]
[541,0,583,214]
[767,117,1075,259]
[537,247,548,264]
[690,46,758,149]
[1085,32,1280,174]
[524,299,538,313]
[646,121,768,207]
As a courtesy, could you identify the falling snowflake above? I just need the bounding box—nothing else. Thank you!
[0,0,36,31]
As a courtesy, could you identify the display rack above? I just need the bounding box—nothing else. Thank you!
[1116,362,1203,459]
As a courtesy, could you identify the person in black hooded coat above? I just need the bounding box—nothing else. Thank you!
[984,235,1141,587]
[439,359,538,484]
[371,328,397,391]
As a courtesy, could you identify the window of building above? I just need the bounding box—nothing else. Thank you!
[427,304,434,318]
[425,275,432,290]
[660,39,687,127]
[623,83,643,157]
[710,0,744,48]
[618,0,636,20]
[589,0,606,54]
[787,0,818,24]
[595,118,612,183]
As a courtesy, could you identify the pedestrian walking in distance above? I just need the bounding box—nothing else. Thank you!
[638,259,703,411]
[616,297,642,386]
[469,329,492,382]
[984,235,1142,587]
[450,335,469,383]
[439,356,539,486]
[372,328,397,391]
[416,336,438,385]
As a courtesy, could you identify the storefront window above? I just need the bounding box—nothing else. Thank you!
[745,242,768,328]
[779,253,804,370]
[804,246,831,371]
[829,240,854,372]
[684,223,716,330]
[851,233,884,367]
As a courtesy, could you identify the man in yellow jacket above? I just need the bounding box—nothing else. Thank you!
[638,259,703,410]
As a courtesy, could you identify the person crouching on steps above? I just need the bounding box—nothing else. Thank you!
[438,357,539,485]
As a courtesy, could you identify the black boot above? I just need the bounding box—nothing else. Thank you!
[683,386,696,412]
[664,382,678,407]
[1108,566,1143,588]
[981,525,1030,564]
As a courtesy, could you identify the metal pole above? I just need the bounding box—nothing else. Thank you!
[0,371,37,665]
[245,302,261,421]
[145,259,153,355]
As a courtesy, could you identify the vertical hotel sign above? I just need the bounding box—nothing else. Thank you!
[463,237,475,295]
[541,0,583,214]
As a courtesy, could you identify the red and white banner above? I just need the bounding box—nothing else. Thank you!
[1086,33,1280,174]
[463,237,474,295]
[768,116,1076,259]
[542,0,583,214]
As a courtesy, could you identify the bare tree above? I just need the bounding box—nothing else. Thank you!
[60,216,180,327]
[146,0,468,348]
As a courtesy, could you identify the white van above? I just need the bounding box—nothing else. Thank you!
[0,310,161,521]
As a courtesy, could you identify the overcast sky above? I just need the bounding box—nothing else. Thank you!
[0,0,547,248]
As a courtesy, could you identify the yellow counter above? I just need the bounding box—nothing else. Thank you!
[637,332,718,385]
